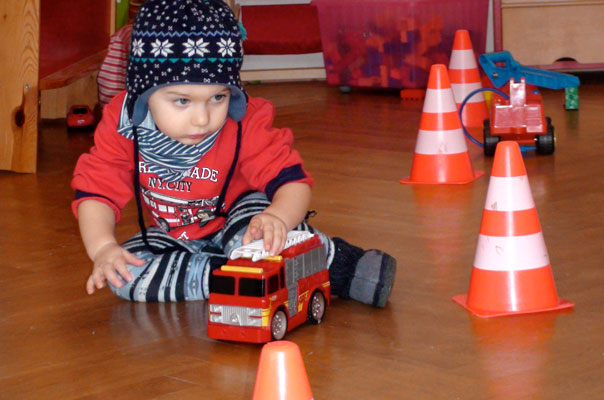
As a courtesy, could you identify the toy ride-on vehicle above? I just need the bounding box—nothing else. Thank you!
[483,77,554,156]
[479,51,579,156]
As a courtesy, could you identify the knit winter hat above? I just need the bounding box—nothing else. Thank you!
[125,0,247,125]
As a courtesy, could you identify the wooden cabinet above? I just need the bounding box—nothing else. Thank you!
[0,0,40,173]
[494,0,604,70]
[0,0,113,173]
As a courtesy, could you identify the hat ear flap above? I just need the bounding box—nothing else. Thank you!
[238,22,247,41]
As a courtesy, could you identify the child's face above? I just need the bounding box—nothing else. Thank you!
[147,84,231,146]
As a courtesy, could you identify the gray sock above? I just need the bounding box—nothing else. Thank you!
[329,237,397,308]
[348,250,397,308]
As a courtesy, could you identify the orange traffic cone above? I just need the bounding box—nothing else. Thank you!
[448,29,489,128]
[453,141,573,317]
[253,341,313,400]
[400,64,483,184]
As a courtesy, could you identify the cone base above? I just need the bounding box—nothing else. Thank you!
[400,172,483,185]
[452,294,574,318]
[400,152,484,185]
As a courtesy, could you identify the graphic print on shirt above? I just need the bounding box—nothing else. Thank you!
[141,188,221,232]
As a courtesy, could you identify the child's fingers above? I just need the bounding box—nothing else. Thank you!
[243,217,262,244]
[105,269,124,289]
[91,270,106,290]
[115,262,134,283]
[86,275,96,294]
[124,251,145,268]
[262,225,274,253]
[270,227,285,255]
[242,227,253,245]
[270,225,287,255]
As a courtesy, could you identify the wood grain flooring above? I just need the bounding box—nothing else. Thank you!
[1,76,603,399]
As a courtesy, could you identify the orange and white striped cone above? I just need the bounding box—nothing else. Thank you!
[400,64,483,184]
[448,29,489,128]
[453,141,573,317]
[253,341,313,400]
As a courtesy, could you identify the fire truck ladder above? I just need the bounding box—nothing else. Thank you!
[229,231,314,261]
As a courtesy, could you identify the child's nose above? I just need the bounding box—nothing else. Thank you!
[192,106,210,127]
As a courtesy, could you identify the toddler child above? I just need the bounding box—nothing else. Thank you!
[72,0,396,307]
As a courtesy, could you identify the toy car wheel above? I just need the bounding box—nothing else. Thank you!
[197,210,214,227]
[536,117,555,155]
[307,291,326,325]
[158,218,170,232]
[271,309,288,341]
[483,118,499,156]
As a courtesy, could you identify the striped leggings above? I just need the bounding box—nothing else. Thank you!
[109,192,333,302]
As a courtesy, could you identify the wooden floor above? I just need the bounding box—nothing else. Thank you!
[2,76,604,399]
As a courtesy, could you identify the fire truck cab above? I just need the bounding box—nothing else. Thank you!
[208,232,330,343]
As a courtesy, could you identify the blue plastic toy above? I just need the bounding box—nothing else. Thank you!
[478,51,580,89]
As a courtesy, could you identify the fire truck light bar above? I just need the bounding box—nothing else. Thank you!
[220,265,264,274]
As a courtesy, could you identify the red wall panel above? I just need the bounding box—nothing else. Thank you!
[39,0,112,78]
[241,5,322,55]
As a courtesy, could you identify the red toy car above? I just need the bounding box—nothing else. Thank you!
[478,51,579,156]
[483,78,554,156]
[208,231,330,343]
[66,105,95,130]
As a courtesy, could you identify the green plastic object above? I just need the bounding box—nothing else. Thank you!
[115,0,130,30]
[565,87,579,110]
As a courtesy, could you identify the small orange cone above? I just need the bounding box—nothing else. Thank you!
[400,64,483,184]
[448,29,489,128]
[453,141,573,317]
[253,341,313,400]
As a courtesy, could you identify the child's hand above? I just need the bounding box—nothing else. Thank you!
[86,242,146,295]
[243,211,288,256]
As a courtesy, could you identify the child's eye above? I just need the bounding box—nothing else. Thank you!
[212,94,227,103]
[174,98,190,106]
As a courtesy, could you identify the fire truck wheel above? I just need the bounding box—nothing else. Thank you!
[158,218,170,232]
[271,309,288,341]
[483,119,499,156]
[307,291,326,324]
[536,117,555,155]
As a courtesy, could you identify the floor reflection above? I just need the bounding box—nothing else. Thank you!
[470,311,571,400]
[410,184,481,293]
[110,301,209,345]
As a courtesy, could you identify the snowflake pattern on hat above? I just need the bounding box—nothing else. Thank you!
[125,0,246,122]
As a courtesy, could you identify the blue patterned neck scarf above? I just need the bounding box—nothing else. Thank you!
[118,95,223,183]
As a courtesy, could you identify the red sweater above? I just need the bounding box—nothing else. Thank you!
[72,91,313,241]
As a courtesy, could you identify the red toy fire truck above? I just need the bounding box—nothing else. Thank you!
[208,231,330,343]
[483,77,554,156]
[478,51,580,156]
